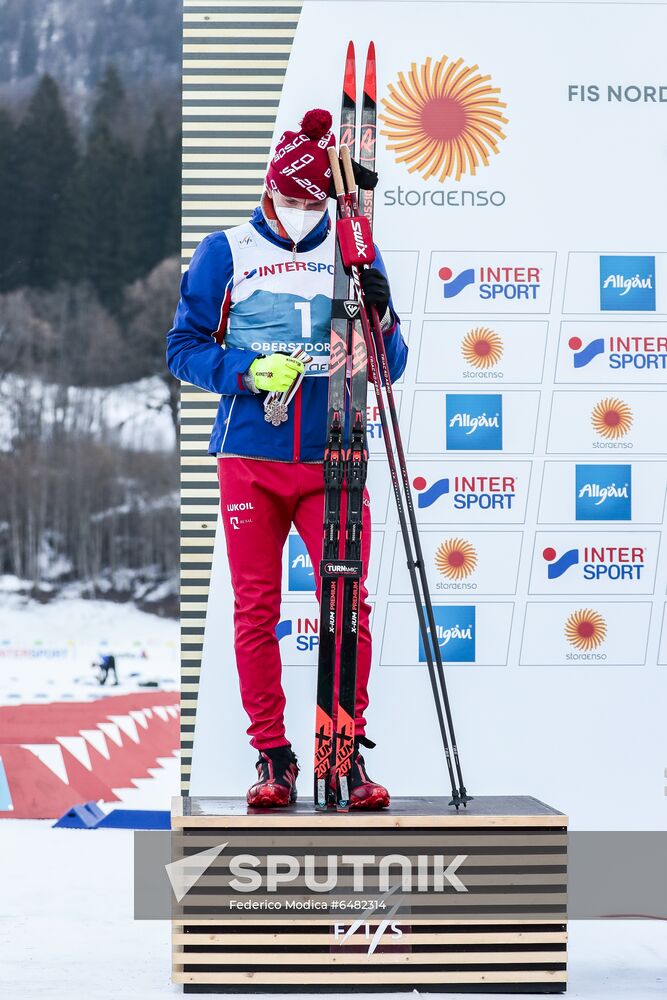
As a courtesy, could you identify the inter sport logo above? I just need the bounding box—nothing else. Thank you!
[568,333,667,371]
[542,544,644,581]
[446,394,503,450]
[380,55,508,183]
[434,539,477,580]
[564,609,607,651]
[413,473,517,511]
[414,476,450,508]
[575,465,631,521]
[599,255,655,311]
[419,606,475,663]
[438,265,541,301]
[275,617,319,651]
[591,397,633,440]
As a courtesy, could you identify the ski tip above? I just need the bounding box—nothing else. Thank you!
[344,40,356,100]
[364,41,377,102]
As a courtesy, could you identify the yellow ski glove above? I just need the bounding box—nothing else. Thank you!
[249,353,305,393]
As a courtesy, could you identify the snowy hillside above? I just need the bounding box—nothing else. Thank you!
[0,374,175,453]
[0,594,178,705]
[0,0,181,125]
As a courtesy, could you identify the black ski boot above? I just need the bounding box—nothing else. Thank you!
[247,745,299,808]
[348,736,390,809]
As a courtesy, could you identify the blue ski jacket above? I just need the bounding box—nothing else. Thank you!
[166,206,408,462]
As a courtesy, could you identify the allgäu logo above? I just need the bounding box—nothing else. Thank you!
[288,535,315,591]
[575,465,631,520]
[419,606,475,662]
[599,255,655,311]
[446,394,503,451]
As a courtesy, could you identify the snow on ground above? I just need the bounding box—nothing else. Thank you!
[0,374,175,452]
[3,599,661,998]
[0,799,665,1000]
[0,595,178,704]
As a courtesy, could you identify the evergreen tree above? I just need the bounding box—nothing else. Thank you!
[17,18,38,79]
[77,64,136,310]
[12,74,78,289]
[90,64,128,140]
[0,108,19,290]
[137,110,174,271]
[163,125,182,258]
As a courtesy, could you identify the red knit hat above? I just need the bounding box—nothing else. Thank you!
[265,109,335,202]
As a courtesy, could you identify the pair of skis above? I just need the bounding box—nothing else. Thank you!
[314,41,375,811]
[314,42,471,811]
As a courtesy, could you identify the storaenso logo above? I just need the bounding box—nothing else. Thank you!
[380,54,508,183]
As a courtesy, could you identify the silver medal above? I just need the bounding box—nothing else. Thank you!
[264,397,289,426]
[262,346,312,428]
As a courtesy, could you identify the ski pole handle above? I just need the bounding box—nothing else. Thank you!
[339,144,356,196]
[328,147,345,198]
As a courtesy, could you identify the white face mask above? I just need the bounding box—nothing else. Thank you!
[273,204,324,245]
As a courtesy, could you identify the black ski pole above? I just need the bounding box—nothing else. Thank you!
[367,284,471,806]
[342,143,470,805]
[332,146,466,807]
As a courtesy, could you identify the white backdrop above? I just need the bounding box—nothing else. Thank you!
[190,0,667,831]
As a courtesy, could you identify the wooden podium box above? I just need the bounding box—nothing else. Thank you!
[171,795,567,993]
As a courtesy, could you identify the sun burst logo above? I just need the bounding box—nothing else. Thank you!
[379,55,508,182]
[591,397,633,439]
[434,538,478,580]
[461,327,503,369]
[564,609,607,651]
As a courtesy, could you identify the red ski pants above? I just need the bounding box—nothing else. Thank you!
[217,457,373,750]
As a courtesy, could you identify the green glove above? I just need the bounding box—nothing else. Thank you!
[249,353,305,393]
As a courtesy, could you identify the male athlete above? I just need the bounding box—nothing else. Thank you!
[167,109,407,808]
